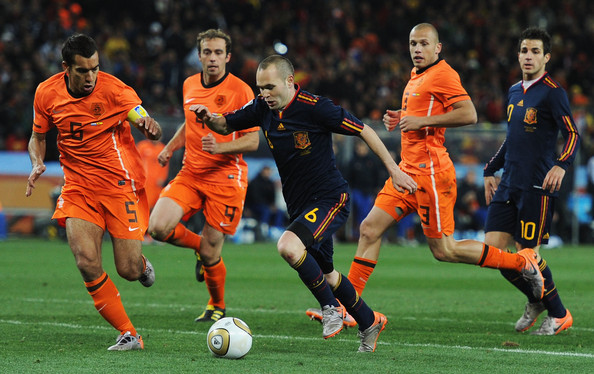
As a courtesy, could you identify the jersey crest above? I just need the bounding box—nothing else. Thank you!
[524,107,537,125]
[215,94,226,107]
[293,131,311,150]
[91,102,105,117]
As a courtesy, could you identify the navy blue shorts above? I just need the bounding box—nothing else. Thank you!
[485,185,555,247]
[287,192,350,273]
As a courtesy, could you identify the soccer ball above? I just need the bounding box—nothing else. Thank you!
[207,317,252,359]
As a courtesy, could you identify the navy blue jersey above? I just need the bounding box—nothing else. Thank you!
[484,73,580,195]
[225,85,364,217]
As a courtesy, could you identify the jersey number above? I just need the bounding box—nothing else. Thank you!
[225,206,237,222]
[305,208,319,223]
[520,220,536,241]
[70,122,83,141]
[419,205,430,226]
[125,201,138,223]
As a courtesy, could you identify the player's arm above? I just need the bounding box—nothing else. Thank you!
[483,139,506,204]
[542,90,581,193]
[157,122,186,167]
[189,104,234,135]
[399,99,477,132]
[127,105,162,140]
[359,124,417,194]
[202,131,259,155]
[26,131,47,197]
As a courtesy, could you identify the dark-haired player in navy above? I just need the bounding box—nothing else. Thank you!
[191,54,417,352]
[484,27,579,335]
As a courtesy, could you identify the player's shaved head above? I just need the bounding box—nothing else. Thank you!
[258,55,294,80]
[411,23,439,43]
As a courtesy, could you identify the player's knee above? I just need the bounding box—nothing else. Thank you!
[276,239,300,264]
[148,224,171,241]
[359,218,382,243]
[116,260,142,281]
[429,243,457,263]
[74,253,101,276]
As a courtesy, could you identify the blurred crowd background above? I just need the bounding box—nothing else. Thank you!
[2,0,594,243]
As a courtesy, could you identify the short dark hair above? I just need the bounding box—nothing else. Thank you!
[518,27,551,55]
[62,34,98,66]
[258,55,294,78]
[197,29,232,54]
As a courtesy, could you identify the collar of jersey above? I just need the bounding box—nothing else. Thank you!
[414,57,442,75]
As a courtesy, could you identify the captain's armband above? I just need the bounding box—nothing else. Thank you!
[127,105,149,123]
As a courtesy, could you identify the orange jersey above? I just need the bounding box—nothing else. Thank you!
[33,71,145,192]
[399,59,471,175]
[182,72,257,187]
[136,139,168,208]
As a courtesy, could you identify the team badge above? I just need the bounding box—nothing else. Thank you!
[524,107,537,125]
[90,102,105,117]
[215,95,226,107]
[293,131,311,150]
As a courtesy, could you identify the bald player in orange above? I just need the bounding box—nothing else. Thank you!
[26,34,160,350]
[307,23,546,327]
[148,29,258,323]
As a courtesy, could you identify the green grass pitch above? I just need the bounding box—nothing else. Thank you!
[1,238,593,373]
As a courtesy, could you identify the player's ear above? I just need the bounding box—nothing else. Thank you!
[62,61,69,72]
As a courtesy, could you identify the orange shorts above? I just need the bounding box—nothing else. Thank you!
[53,185,149,240]
[374,166,457,238]
[159,170,246,235]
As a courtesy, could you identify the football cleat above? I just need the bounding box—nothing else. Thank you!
[195,252,205,282]
[107,331,144,351]
[515,301,546,332]
[139,255,155,287]
[531,309,573,335]
[306,307,357,328]
[517,248,544,300]
[322,305,344,339]
[358,311,388,352]
[195,304,226,322]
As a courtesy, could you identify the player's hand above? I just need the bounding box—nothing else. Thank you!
[157,147,172,167]
[202,133,218,154]
[136,116,162,140]
[26,164,46,197]
[391,168,417,194]
[542,165,565,193]
[484,176,499,205]
[383,109,401,132]
[398,115,426,132]
[189,104,213,122]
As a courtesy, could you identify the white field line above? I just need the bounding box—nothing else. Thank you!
[1,297,593,359]
[1,318,593,359]
[16,297,594,332]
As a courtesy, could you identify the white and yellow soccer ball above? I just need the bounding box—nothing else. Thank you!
[207,317,252,359]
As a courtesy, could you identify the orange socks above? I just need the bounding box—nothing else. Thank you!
[85,272,136,335]
[164,223,202,251]
[204,258,227,309]
[347,256,377,295]
[477,244,524,271]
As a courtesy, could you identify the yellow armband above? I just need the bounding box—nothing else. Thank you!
[127,105,149,123]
